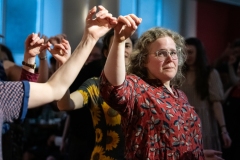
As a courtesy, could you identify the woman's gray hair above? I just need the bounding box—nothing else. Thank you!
[127,27,187,87]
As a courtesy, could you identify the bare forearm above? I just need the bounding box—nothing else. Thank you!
[57,90,74,111]
[104,38,126,86]
[38,56,49,83]
[47,34,97,100]
[213,101,227,132]
[28,35,97,108]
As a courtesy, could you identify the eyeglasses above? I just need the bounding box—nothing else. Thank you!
[154,49,178,61]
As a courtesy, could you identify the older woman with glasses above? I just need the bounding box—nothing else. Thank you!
[99,14,205,159]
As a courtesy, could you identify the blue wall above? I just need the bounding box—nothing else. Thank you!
[3,0,62,65]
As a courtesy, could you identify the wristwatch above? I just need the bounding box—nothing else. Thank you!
[22,61,36,69]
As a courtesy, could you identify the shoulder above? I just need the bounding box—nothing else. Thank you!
[176,88,189,101]
[82,77,100,86]
[209,68,221,80]
[78,77,100,95]
[210,68,219,75]
[126,74,145,84]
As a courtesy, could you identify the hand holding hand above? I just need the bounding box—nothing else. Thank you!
[25,33,49,58]
[48,34,67,45]
[85,5,118,40]
[114,14,142,42]
[48,39,71,65]
[38,34,49,60]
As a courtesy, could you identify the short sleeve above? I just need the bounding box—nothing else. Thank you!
[208,69,224,102]
[0,81,30,123]
[20,68,39,81]
[77,77,100,107]
[99,72,136,116]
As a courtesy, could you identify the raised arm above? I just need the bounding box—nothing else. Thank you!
[28,5,117,108]
[37,34,49,83]
[3,33,42,81]
[103,14,141,86]
[48,35,78,111]
[20,33,50,82]
[22,33,45,73]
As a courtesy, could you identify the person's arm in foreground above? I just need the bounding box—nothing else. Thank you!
[48,34,76,111]
[103,14,141,86]
[28,5,117,108]
[53,48,83,111]
[55,15,121,111]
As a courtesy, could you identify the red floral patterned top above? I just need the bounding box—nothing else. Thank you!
[100,73,204,160]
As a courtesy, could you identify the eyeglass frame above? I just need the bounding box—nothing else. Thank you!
[153,49,178,61]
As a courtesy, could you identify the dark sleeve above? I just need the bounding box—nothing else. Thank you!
[77,77,100,107]
[0,81,30,123]
[20,68,39,82]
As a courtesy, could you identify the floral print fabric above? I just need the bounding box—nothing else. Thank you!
[77,77,124,160]
[100,73,204,160]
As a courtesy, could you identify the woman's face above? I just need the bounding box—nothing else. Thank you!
[145,37,178,84]
[185,44,197,66]
[124,38,133,65]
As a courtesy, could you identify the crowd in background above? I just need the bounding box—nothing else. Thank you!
[0,5,239,160]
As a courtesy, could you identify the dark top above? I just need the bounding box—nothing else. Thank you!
[67,60,103,160]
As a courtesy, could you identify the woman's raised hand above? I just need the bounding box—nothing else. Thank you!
[85,5,117,40]
[48,39,71,65]
[114,14,142,42]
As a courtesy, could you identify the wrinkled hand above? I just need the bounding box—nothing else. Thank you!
[85,5,118,40]
[222,132,232,148]
[114,14,142,42]
[48,39,71,65]
[204,149,224,160]
[25,33,50,58]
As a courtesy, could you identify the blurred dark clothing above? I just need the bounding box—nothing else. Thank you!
[0,61,7,81]
[222,85,240,160]
[67,59,103,160]
[69,59,104,92]
[216,57,240,91]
